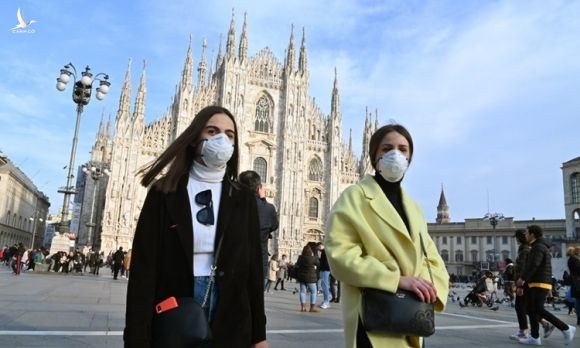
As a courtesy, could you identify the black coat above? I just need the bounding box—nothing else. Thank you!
[319,249,330,272]
[568,255,580,298]
[124,177,266,348]
[256,197,279,246]
[295,254,319,284]
[521,237,552,286]
[514,244,530,280]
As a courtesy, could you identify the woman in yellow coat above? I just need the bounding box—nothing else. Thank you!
[326,124,449,348]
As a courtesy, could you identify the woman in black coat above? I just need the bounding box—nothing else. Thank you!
[124,106,267,348]
[295,244,320,312]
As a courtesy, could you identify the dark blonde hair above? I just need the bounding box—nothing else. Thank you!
[138,105,239,192]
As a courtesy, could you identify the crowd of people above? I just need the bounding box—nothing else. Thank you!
[1,243,131,278]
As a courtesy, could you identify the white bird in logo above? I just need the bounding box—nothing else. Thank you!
[11,8,36,30]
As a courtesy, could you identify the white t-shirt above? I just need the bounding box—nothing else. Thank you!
[187,176,222,276]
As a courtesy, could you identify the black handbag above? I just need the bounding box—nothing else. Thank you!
[361,234,435,337]
[151,235,224,347]
[152,297,211,347]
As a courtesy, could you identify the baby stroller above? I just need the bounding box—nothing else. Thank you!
[461,273,494,308]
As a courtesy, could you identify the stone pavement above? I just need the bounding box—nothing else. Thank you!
[0,267,577,347]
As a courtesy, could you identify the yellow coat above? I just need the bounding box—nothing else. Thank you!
[325,176,449,348]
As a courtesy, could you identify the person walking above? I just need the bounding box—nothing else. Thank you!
[568,246,580,326]
[123,249,132,279]
[295,244,320,313]
[503,257,515,305]
[510,229,531,341]
[113,247,124,280]
[239,170,279,286]
[274,254,288,291]
[318,243,331,309]
[516,225,576,345]
[326,123,449,348]
[124,105,267,348]
[265,254,279,293]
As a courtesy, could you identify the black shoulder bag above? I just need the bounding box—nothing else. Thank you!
[152,235,224,348]
[361,233,435,337]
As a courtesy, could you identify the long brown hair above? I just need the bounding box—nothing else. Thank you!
[138,105,239,192]
[368,124,414,169]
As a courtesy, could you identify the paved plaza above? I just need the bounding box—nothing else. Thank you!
[0,268,577,347]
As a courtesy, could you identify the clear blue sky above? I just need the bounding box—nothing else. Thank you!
[1,0,578,221]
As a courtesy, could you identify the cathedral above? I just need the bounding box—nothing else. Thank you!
[75,12,377,261]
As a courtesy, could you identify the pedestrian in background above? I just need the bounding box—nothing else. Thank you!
[239,170,279,287]
[124,249,132,279]
[124,105,267,348]
[265,254,279,293]
[567,246,580,326]
[503,258,515,304]
[326,123,449,348]
[318,243,331,309]
[113,247,124,280]
[295,244,320,313]
[510,229,531,341]
[274,254,288,291]
[516,225,576,345]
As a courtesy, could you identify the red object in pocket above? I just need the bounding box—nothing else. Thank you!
[156,296,179,314]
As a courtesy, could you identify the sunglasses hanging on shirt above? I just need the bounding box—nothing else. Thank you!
[195,189,214,225]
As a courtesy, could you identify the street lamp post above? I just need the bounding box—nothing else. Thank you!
[56,63,110,235]
[82,163,110,249]
[29,212,45,250]
[483,212,505,264]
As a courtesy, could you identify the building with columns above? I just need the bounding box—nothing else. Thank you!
[428,187,567,277]
[562,156,580,239]
[0,151,50,249]
[75,12,376,260]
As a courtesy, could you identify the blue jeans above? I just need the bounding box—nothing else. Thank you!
[300,282,317,305]
[193,276,218,348]
[320,271,330,304]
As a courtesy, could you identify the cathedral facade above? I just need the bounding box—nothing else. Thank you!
[78,13,376,260]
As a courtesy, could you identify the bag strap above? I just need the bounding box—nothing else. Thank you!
[201,233,225,308]
[419,233,434,284]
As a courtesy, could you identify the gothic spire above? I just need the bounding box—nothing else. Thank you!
[331,67,340,117]
[436,184,450,224]
[226,9,236,60]
[105,113,112,140]
[91,111,107,162]
[181,35,194,90]
[133,60,147,122]
[349,128,352,152]
[197,38,208,88]
[285,24,295,73]
[239,12,248,62]
[438,184,448,207]
[116,58,132,122]
[98,112,106,140]
[216,34,223,68]
[298,26,308,73]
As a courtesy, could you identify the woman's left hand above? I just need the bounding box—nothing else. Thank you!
[251,340,268,348]
[399,276,437,303]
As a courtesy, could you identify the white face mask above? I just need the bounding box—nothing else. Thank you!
[376,149,409,183]
[200,133,234,170]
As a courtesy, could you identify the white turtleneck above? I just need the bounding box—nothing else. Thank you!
[188,161,223,276]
